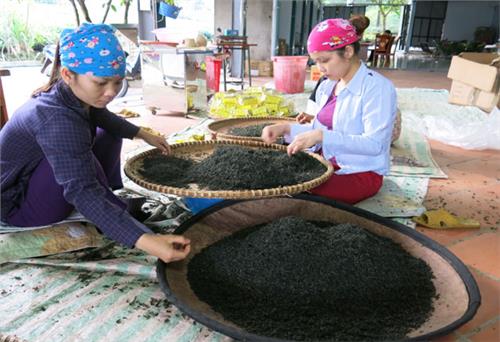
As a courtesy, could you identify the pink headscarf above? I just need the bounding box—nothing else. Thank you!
[307,19,360,54]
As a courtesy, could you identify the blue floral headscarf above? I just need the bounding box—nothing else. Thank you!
[59,23,126,78]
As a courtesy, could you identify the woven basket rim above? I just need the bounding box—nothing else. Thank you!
[207,110,294,120]
[124,140,333,199]
[207,117,295,142]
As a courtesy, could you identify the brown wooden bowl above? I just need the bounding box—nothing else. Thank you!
[157,196,480,341]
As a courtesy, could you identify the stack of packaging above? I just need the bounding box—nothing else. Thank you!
[209,87,294,118]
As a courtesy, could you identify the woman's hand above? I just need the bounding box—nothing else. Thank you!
[137,127,171,154]
[261,124,291,144]
[296,112,314,124]
[287,129,323,156]
[135,233,191,263]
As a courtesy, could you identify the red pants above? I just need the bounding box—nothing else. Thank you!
[311,167,383,204]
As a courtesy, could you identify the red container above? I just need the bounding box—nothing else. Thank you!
[272,56,309,94]
[205,56,222,92]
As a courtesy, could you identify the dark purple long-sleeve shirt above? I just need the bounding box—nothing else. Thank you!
[0,80,151,247]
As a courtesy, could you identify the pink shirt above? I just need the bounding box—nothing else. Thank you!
[315,89,338,167]
[316,90,337,130]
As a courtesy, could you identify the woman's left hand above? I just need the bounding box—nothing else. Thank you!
[137,128,171,154]
[287,129,323,156]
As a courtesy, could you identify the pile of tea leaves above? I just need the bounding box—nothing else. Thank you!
[139,146,326,190]
[228,123,273,137]
[187,216,437,341]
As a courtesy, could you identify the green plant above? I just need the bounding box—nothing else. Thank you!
[464,41,486,52]
[68,0,136,25]
[474,26,495,44]
[32,32,48,52]
[163,0,176,5]
[433,39,486,57]
[0,15,61,62]
[0,15,32,61]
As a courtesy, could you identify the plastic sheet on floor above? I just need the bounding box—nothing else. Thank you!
[397,88,500,150]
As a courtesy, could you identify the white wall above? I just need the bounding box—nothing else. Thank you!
[214,0,232,34]
[442,1,498,41]
[214,0,272,60]
[246,0,273,60]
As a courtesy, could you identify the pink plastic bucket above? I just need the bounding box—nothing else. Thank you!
[272,56,309,94]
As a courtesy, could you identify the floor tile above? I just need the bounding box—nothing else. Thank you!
[445,157,500,181]
[468,318,500,342]
[423,185,500,233]
[429,140,496,167]
[456,270,500,334]
[378,69,452,89]
[449,233,500,279]
[416,226,480,247]
[431,331,462,341]
[427,162,500,194]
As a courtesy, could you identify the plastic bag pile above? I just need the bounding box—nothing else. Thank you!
[209,87,294,118]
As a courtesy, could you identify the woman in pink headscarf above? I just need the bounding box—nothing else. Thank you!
[262,16,397,204]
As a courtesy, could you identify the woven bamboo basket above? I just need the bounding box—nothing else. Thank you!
[124,140,333,199]
[208,117,295,142]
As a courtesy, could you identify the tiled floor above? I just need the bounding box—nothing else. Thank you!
[423,141,500,341]
[2,64,499,341]
[376,52,453,73]
[377,67,498,341]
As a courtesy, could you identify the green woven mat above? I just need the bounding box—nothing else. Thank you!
[0,246,230,342]
[0,222,106,265]
[355,176,429,229]
[390,127,447,178]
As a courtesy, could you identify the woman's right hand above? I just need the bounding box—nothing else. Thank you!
[296,112,314,124]
[135,233,191,263]
[261,124,290,144]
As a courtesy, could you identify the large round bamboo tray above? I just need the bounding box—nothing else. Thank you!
[124,140,333,199]
[208,117,295,142]
[157,195,480,341]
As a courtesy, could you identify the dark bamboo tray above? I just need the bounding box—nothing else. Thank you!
[208,117,295,142]
[124,140,333,199]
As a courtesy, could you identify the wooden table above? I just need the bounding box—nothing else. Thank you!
[216,36,257,91]
[0,69,10,128]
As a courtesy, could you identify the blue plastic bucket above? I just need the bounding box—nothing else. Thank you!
[223,29,239,36]
[159,2,181,19]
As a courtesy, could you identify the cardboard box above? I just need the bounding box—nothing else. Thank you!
[245,60,273,77]
[447,52,500,112]
[310,64,323,81]
[258,60,273,77]
[246,60,260,76]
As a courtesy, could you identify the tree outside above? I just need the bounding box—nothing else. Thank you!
[0,0,139,63]
[364,3,404,41]
[321,0,408,42]
[369,0,406,32]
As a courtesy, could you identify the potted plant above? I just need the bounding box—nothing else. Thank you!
[159,0,181,19]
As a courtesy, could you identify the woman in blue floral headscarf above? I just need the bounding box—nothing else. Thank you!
[0,23,190,263]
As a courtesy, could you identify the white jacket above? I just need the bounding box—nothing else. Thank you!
[286,63,397,175]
